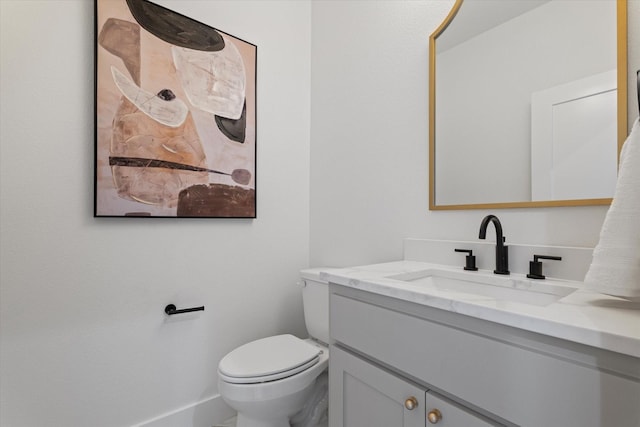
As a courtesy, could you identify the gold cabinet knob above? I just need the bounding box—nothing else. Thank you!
[427,409,442,424]
[404,396,418,410]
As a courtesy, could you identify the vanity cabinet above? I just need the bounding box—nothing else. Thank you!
[330,345,425,427]
[330,344,498,426]
[328,285,640,427]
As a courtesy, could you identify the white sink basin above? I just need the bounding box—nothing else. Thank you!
[389,269,577,307]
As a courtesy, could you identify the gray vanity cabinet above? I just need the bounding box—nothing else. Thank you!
[328,284,640,427]
[330,344,498,426]
[330,345,425,427]
[424,391,498,426]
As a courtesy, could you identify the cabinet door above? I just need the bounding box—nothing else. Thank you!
[424,391,498,427]
[329,345,425,427]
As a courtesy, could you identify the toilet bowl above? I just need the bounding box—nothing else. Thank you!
[218,270,330,427]
[218,336,328,427]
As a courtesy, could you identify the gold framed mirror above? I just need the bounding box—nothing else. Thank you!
[429,0,628,210]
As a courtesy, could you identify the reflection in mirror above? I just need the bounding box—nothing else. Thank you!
[430,0,627,209]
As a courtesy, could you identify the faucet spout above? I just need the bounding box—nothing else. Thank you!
[478,215,510,275]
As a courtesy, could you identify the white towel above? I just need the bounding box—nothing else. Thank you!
[584,118,640,300]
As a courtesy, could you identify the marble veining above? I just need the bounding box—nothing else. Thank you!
[321,261,640,358]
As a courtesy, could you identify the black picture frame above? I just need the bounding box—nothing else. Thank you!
[95,0,257,218]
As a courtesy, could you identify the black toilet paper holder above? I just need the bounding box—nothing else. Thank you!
[164,304,205,315]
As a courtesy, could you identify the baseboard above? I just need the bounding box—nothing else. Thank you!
[134,394,235,427]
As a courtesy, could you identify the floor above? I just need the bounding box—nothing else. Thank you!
[213,416,236,427]
[213,415,329,427]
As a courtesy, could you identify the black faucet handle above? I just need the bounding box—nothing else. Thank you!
[454,249,478,271]
[527,255,562,279]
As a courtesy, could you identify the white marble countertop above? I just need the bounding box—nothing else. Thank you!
[320,261,640,358]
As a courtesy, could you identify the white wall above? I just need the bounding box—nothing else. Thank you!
[310,0,640,268]
[0,1,311,426]
[310,0,451,266]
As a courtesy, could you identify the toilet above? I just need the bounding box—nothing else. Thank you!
[218,269,330,427]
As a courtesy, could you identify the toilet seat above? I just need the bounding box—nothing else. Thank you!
[218,334,321,384]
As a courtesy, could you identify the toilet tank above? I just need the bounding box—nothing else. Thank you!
[300,268,330,344]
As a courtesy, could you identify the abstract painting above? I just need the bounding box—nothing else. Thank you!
[95,0,256,217]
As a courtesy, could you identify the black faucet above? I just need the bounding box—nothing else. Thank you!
[478,215,510,275]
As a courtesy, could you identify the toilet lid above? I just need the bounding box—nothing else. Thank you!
[218,334,321,383]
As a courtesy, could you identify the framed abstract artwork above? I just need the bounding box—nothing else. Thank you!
[94,0,256,217]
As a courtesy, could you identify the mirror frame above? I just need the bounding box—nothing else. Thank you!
[429,0,628,210]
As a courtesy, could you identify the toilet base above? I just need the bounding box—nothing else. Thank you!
[236,413,290,427]
[223,379,315,427]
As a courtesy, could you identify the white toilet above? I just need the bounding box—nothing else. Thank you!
[218,269,330,427]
